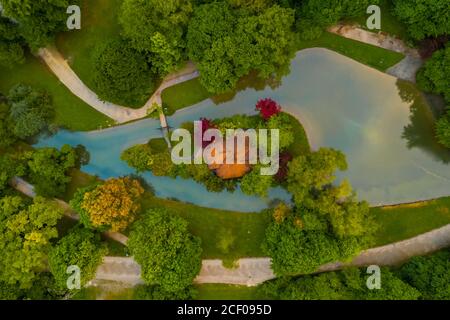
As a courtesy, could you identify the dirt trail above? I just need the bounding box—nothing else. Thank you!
[92,224,450,287]
[38,47,199,124]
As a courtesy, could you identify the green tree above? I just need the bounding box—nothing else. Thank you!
[7,84,54,139]
[119,0,192,75]
[436,111,450,148]
[240,165,273,197]
[0,16,25,67]
[1,0,77,49]
[0,102,16,148]
[392,0,450,41]
[398,250,450,300]
[48,226,107,289]
[22,145,77,198]
[0,196,63,288]
[287,148,347,205]
[260,267,421,300]
[93,39,156,106]
[416,46,450,102]
[187,4,296,93]
[128,208,202,292]
[0,154,26,195]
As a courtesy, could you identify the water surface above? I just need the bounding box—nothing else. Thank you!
[37,49,450,210]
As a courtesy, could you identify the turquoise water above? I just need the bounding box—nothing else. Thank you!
[36,49,450,211]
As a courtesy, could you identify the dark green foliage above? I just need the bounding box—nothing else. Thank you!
[187,3,296,93]
[133,284,197,300]
[0,102,16,148]
[22,145,77,198]
[7,84,54,140]
[48,226,107,289]
[261,267,421,300]
[392,0,450,41]
[398,250,450,300]
[295,0,377,40]
[93,39,155,106]
[436,111,450,148]
[69,184,98,230]
[0,16,25,67]
[0,154,26,195]
[119,0,192,75]
[417,46,450,102]
[128,208,202,292]
[1,0,78,49]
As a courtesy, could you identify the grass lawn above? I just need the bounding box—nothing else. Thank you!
[195,284,266,300]
[161,78,210,115]
[140,193,270,261]
[63,169,100,202]
[297,32,405,72]
[346,0,408,41]
[285,113,310,157]
[0,54,114,131]
[372,197,450,246]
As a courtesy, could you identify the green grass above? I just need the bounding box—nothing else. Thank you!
[372,197,450,246]
[161,78,210,115]
[63,169,100,202]
[0,54,114,131]
[346,0,408,41]
[297,32,405,71]
[195,284,266,300]
[55,0,152,108]
[285,113,310,157]
[141,193,270,260]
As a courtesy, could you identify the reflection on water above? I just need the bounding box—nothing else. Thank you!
[398,80,450,164]
[36,49,450,211]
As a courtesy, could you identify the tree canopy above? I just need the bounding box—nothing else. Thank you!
[6,84,54,140]
[392,0,450,41]
[48,226,107,289]
[187,3,296,93]
[70,177,144,232]
[128,208,202,292]
[0,196,63,288]
[93,39,156,106]
[119,0,193,75]
[0,16,25,68]
[1,0,76,49]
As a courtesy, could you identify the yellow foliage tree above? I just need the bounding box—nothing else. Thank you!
[81,177,144,232]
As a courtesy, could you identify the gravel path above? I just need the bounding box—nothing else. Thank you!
[328,24,423,82]
[91,223,450,287]
[38,47,199,124]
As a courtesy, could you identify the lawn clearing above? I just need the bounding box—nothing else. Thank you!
[372,197,450,246]
[296,32,405,71]
[0,53,114,131]
[161,77,210,115]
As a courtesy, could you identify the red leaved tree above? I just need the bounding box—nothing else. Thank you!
[256,98,281,120]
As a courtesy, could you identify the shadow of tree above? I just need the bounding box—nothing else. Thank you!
[398,79,450,164]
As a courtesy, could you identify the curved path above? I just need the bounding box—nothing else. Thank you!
[38,47,199,124]
[91,223,450,287]
[328,24,423,82]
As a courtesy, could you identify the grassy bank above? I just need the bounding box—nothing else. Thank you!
[195,284,265,300]
[296,32,404,71]
[161,78,210,115]
[373,197,450,246]
[0,54,113,131]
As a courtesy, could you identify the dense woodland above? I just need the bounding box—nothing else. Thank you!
[0,0,449,300]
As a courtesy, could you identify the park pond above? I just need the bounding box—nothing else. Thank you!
[36,48,450,212]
